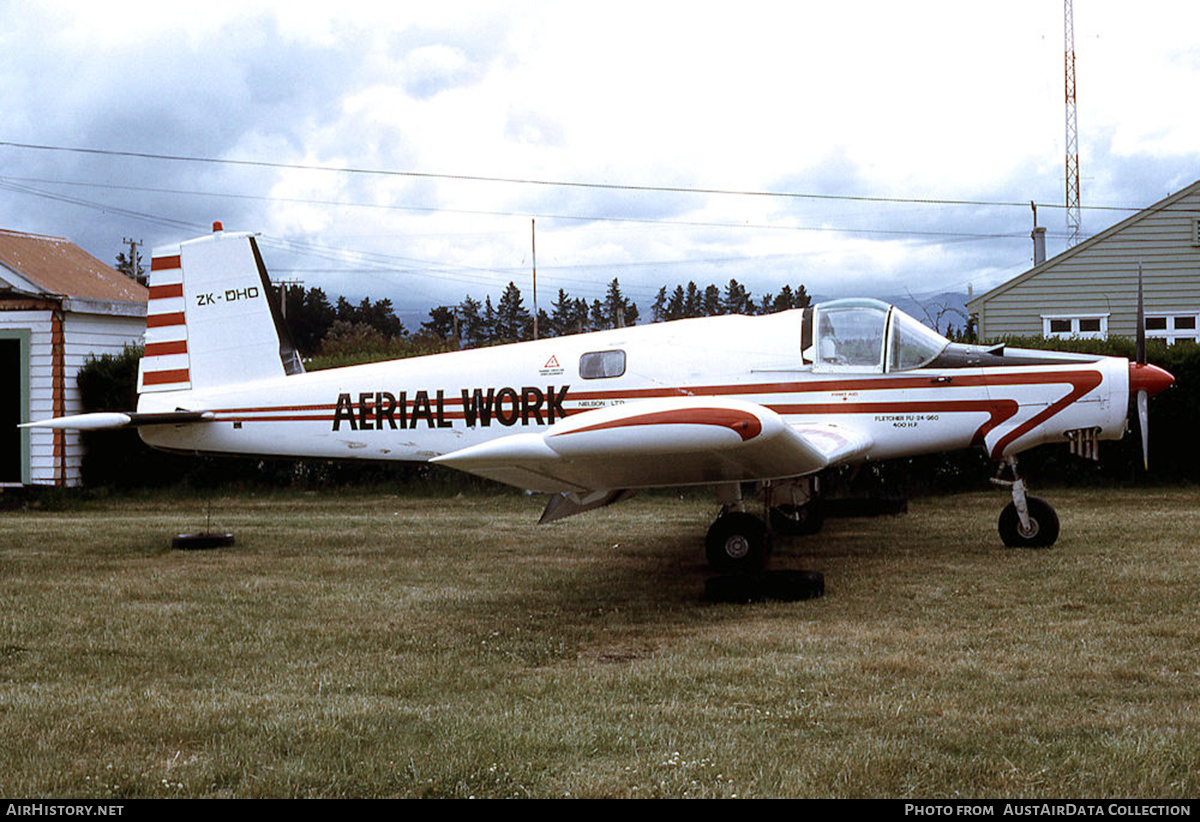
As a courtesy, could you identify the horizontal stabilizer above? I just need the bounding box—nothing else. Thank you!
[21,411,215,431]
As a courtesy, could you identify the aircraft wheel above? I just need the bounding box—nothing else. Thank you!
[998,497,1059,548]
[705,512,770,573]
[770,500,824,536]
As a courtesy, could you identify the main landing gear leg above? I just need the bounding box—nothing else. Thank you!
[705,483,771,573]
[991,457,1060,548]
[763,476,825,536]
[702,482,827,603]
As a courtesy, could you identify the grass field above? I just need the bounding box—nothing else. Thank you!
[1,486,1198,798]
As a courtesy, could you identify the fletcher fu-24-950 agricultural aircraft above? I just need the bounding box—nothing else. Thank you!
[29,225,1174,571]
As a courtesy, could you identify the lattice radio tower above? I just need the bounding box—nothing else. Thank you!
[1064,0,1082,246]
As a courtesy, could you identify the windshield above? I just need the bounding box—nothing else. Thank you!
[815,300,889,370]
[812,300,949,372]
[888,309,950,371]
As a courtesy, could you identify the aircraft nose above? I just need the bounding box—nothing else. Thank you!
[1129,362,1175,399]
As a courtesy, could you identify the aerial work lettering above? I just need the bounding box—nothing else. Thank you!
[332,385,570,431]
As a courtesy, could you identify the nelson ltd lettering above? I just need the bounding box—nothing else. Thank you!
[332,385,570,431]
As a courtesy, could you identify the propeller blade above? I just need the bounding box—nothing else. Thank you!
[1136,262,1146,366]
[1138,388,1150,470]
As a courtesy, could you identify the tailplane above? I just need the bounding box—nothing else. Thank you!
[139,223,303,395]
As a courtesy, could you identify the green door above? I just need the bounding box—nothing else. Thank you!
[0,330,30,484]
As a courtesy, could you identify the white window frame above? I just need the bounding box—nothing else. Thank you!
[1042,314,1109,340]
[1145,312,1200,345]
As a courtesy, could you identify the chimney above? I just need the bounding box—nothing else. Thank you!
[1032,226,1047,266]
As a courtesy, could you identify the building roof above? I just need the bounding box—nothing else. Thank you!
[0,228,147,304]
[968,178,1200,311]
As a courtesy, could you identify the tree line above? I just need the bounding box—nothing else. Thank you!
[112,237,813,360]
[110,242,813,355]
[275,277,813,358]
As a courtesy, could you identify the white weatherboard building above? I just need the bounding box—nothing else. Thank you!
[0,229,147,487]
[969,180,1200,344]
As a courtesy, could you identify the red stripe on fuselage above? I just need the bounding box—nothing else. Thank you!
[988,369,1103,458]
[550,407,763,442]
[772,399,1020,447]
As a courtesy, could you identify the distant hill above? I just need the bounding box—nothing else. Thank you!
[809,291,971,336]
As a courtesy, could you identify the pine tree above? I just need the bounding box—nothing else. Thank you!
[601,278,639,328]
[665,285,686,321]
[651,286,668,323]
[114,249,146,286]
[421,306,457,341]
[571,297,591,333]
[458,296,486,347]
[722,279,751,315]
[482,296,498,344]
[684,282,701,318]
[494,282,531,343]
[548,288,576,337]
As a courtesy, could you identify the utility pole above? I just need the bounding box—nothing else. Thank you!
[1064,0,1082,246]
[273,280,305,319]
[121,237,145,285]
[531,219,538,340]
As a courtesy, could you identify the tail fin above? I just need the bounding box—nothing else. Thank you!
[139,224,303,394]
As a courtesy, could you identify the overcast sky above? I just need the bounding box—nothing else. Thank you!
[2,1,1198,327]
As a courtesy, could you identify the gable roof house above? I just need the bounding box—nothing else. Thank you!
[968,179,1200,345]
[0,229,147,487]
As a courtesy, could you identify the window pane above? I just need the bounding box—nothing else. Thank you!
[1079,318,1101,333]
[1174,316,1196,330]
[1146,317,1168,331]
[580,350,626,379]
[817,304,887,368]
[889,310,949,371]
[1049,319,1072,334]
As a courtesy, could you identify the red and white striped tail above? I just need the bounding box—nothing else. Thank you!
[137,226,302,395]
[139,252,191,392]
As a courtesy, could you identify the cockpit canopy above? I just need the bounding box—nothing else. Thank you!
[810,298,949,373]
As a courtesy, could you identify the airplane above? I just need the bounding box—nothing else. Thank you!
[27,224,1175,572]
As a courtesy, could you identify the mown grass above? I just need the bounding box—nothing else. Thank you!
[0,486,1197,798]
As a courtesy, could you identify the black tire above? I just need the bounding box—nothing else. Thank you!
[705,512,770,573]
[763,570,825,601]
[998,497,1059,548]
[704,570,825,603]
[769,500,825,536]
[172,532,235,550]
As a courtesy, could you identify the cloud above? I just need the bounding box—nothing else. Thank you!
[1,1,1198,319]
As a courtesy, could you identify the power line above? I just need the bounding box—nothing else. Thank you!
[0,139,1141,213]
[0,173,1053,244]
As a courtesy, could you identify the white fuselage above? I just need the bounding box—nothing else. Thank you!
[138,309,1130,488]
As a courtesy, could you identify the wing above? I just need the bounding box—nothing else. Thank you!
[432,397,872,493]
